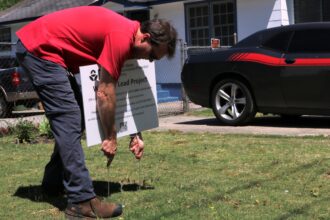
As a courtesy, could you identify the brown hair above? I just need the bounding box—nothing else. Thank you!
[140,19,178,58]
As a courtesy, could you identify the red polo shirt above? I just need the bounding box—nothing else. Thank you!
[16,6,140,80]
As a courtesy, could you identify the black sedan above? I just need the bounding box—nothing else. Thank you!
[181,22,330,125]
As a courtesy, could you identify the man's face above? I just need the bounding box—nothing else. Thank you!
[147,43,168,62]
[132,32,168,61]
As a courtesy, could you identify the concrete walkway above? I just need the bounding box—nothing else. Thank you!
[2,112,330,137]
[155,115,330,137]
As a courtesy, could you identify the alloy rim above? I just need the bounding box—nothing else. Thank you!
[215,82,247,121]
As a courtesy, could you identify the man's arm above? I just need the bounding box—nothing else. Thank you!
[97,67,117,159]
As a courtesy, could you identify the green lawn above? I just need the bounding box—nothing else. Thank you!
[0,131,329,219]
[185,108,214,117]
[185,107,270,119]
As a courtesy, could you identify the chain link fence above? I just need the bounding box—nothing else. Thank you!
[156,39,202,117]
[0,42,43,133]
[0,42,42,118]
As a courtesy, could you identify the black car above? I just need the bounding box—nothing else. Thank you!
[181,22,330,125]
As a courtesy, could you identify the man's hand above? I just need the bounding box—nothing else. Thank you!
[101,138,117,165]
[129,134,144,159]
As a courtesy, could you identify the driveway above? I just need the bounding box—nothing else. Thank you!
[155,115,330,136]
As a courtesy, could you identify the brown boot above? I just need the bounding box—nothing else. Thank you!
[65,197,123,219]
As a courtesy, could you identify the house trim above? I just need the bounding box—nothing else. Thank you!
[0,17,39,26]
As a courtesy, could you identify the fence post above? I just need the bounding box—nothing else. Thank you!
[233,32,237,45]
[180,39,190,113]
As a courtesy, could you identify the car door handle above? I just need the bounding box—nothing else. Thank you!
[285,58,296,64]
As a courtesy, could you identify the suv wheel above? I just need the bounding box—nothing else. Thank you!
[211,79,256,125]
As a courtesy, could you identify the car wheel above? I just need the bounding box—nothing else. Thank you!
[211,79,256,125]
[0,94,10,118]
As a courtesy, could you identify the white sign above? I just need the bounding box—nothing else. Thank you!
[80,60,159,147]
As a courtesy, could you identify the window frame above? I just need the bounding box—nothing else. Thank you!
[211,0,236,46]
[185,2,210,46]
[294,0,330,23]
[125,9,150,23]
[184,0,237,46]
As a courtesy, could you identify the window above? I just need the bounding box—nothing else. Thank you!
[116,10,149,23]
[262,31,293,52]
[185,0,236,46]
[186,3,210,46]
[0,27,11,51]
[288,29,330,53]
[212,1,235,46]
[125,10,149,23]
[294,0,330,23]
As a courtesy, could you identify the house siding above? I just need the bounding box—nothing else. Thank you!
[150,1,185,84]
[237,0,293,41]
[267,0,289,28]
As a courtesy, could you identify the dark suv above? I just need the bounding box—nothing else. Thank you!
[181,22,330,125]
[0,56,39,118]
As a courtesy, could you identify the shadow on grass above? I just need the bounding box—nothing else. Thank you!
[13,180,154,211]
[224,158,325,195]
[274,197,330,220]
[208,158,328,218]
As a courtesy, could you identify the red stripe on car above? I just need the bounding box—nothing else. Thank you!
[228,53,330,66]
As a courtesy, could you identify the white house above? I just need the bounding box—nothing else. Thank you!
[106,0,330,102]
[0,0,329,102]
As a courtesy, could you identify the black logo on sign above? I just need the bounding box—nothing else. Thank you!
[89,70,98,81]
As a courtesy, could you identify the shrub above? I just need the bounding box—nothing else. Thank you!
[38,117,53,139]
[14,118,37,143]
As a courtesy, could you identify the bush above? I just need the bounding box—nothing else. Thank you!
[38,117,53,139]
[14,119,37,143]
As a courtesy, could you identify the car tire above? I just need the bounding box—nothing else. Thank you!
[0,94,10,118]
[211,79,256,126]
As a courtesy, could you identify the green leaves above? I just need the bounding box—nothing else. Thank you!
[0,0,21,11]
[13,118,37,143]
[38,117,53,139]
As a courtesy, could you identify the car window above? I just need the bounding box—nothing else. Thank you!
[288,29,330,53]
[262,31,293,52]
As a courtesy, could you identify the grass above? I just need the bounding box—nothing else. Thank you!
[0,131,329,219]
[0,0,21,10]
[185,108,214,117]
[185,108,270,119]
